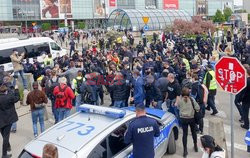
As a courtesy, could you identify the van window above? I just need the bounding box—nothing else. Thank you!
[24,43,50,58]
[0,48,13,64]
[108,123,130,157]
[0,47,25,65]
[50,42,61,51]
[24,45,36,58]
[36,43,50,54]
[88,139,107,158]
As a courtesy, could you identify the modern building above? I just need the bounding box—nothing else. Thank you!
[243,0,250,13]
[0,0,234,32]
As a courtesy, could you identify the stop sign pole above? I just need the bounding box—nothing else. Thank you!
[215,56,247,158]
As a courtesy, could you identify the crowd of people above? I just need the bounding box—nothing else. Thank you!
[0,26,250,158]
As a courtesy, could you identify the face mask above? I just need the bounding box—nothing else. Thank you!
[15,51,18,55]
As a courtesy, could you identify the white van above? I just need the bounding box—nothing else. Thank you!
[0,37,67,72]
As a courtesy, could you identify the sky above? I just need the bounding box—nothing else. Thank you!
[234,0,243,6]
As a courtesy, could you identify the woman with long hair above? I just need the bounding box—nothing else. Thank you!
[177,87,200,157]
[200,135,225,158]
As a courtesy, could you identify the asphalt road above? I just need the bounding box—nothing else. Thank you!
[0,89,249,158]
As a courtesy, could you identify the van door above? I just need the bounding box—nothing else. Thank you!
[50,42,65,58]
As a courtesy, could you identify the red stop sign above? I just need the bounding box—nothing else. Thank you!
[215,57,247,94]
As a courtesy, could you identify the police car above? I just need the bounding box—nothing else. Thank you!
[19,104,179,158]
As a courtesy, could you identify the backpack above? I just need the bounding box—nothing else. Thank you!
[81,84,93,104]
[45,78,59,99]
[49,78,59,99]
[55,86,68,108]
[75,77,83,94]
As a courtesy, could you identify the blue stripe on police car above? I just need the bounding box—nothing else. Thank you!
[245,129,250,146]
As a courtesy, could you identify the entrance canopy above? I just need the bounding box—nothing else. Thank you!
[108,9,191,31]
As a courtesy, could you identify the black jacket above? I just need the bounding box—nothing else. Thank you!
[0,89,20,128]
[241,77,250,103]
[109,79,127,101]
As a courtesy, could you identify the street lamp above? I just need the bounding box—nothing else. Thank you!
[64,0,68,27]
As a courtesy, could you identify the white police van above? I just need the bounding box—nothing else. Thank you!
[0,37,67,72]
[19,105,179,158]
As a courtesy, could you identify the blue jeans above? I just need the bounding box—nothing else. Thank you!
[57,108,71,122]
[31,108,45,136]
[156,100,163,110]
[11,122,17,131]
[207,93,218,113]
[167,99,180,119]
[51,99,58,124]
[13,70,28,89]
[75,95,82,112]
[114,100,125,108]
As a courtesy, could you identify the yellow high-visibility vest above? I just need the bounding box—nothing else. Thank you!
[203,70,217,90]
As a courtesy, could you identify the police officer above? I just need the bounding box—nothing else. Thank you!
[203,64,218,115]
[124,103,160,158]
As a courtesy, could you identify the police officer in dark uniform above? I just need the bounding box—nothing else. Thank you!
[124,103,160,158]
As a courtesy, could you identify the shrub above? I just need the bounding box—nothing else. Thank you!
[41,23,51,31]
[59,23,65,28]
[78,22,85,29]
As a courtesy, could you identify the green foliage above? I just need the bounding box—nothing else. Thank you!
[237,9,247,13]
[248,14,250,21]
[59,23,65,28]
[78,22,85,29]
[213,10,226,23]
[223,7,233,21]
[41,23,51,31]
[105,31,124,43]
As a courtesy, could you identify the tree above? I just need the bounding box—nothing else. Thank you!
[41,23,51,31]
[78,22,85,29]
[59,23,65,28]
[223,7,233,21]
[213,10,225,23]
[171,16,215,36]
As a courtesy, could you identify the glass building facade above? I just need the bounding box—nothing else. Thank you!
[0,0,233,28]
[0,0,13,21]
[12,0,40,21]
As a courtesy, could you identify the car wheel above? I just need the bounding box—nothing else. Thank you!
[166,131,176,154]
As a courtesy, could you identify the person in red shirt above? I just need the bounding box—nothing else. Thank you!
[53,77,75,122]
[111,52,120,65]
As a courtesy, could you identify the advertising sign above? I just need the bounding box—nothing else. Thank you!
[40,0,72,19]
[196,0,207,15]
[93,0,106,18]
[163,0,179,10]
[59,0,72,18]
[40,0,59,19]
[109,0,116,7]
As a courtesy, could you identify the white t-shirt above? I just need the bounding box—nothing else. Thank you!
[202,150,226,158]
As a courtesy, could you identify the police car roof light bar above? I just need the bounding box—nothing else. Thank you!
[79,104,126,119]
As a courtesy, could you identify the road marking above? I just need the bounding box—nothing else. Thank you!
[203,119,246,151]
[204,119,231,134]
